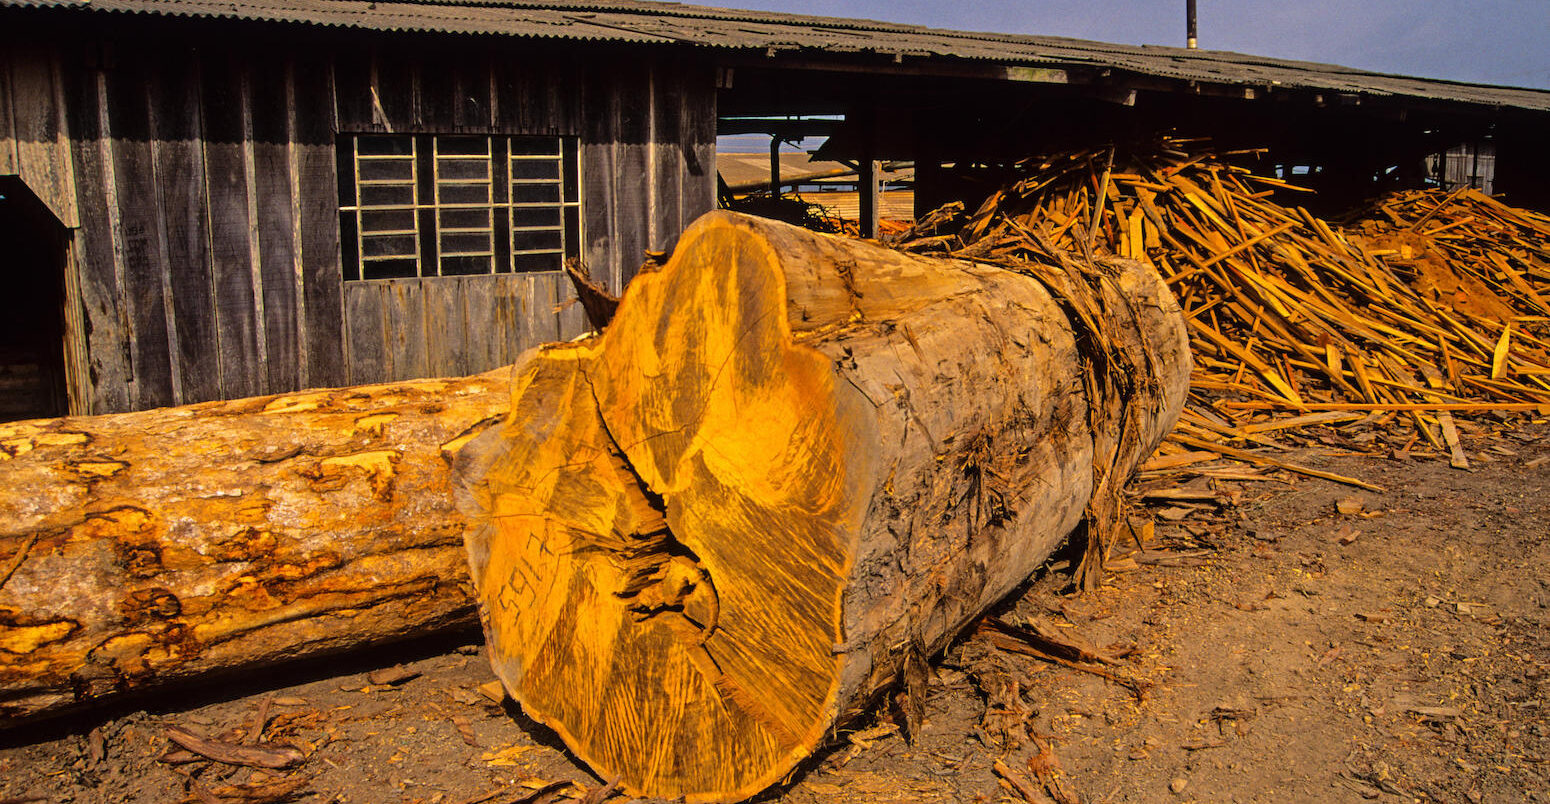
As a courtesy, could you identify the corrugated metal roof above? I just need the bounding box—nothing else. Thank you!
[7,0,1549,112]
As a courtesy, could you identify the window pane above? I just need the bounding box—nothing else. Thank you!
[512,251,560,272]
[438,158,490,182]
[513,229,562,254]
[438,136,489,157]
[510,159,559,181]
[440,207,491,230]
[359,158,415,182]
[441,255,492,276]
[440,184,491,204]
[362,258,418,280]
[361,208,417,233]
[363,234,417,258]
[512,183,561,204]
[360,184,415,207]
[441,231,493,256]
[358,136,414,157]
[511,206,561,229]
[509,137,560,157]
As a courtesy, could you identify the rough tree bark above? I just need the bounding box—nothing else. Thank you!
[455,210,1190,802]
[0,373,508,723]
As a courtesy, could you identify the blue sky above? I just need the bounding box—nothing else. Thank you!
[708,0,1550,90]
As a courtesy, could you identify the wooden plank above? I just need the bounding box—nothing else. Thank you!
[0,48,19,175]
[237,62,270,394]
[384,279,429,381]
[679,61,717,226]
[555,274,587,340]
[491,271,522,366]
[423,276,467,378]
[248,56,301,393]
[343,281,389,385]
[59,238,92,415]
[454,48,495,131]
[490,50,528,134]
[152,50,221,404]
[62,61,131,414]
[417,48,454,133]
[648,63,679,253]
[293,53,346,388]
[8,46,79,227]
[580,137,619,293]
[557,61,595,340]
[200,52,263,400]
[462,274,502,373]
[526,271,561,347]
[614,65,650,289]
[579,60,621,293]
[107,59,176,410]
[372,47,417,132]
[511,273,540,356]
[545,51,582,136]
[332,46,374,133]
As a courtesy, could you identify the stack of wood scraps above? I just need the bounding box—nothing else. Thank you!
[901,138,1550,478]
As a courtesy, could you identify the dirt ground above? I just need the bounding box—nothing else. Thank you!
[2,417,1547,804]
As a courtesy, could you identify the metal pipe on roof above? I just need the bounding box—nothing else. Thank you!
[1186,0,1198,49]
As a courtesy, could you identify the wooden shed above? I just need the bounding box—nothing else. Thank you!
[0,3,715,418]
[4,0,1548,419]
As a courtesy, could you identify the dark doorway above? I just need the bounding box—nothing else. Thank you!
[0,176,71,421]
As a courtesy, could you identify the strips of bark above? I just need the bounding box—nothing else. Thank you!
[164,726,304,769]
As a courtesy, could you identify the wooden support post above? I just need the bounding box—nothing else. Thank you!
[860,158,880,238]
[769,135,780,197]
[857,102,880,239]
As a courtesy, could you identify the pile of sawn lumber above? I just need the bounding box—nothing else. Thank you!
[896,139,1550,471]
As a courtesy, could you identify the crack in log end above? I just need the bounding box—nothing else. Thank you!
[596,435,720,643]
[438,415,505,466]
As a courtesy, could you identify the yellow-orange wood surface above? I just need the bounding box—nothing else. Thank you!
[0,373,508,723]
[457,211,1191,801]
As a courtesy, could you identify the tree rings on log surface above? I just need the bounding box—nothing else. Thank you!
[456,210,1189,801]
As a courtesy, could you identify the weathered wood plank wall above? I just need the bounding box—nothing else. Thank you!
[1,19,716,414]
[0,45,78,228]
[581,57,718,305]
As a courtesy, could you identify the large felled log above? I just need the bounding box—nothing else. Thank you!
[456,210,1190,802]
[0,374,507,723]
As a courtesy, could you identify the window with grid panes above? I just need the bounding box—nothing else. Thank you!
[338,134,582,280]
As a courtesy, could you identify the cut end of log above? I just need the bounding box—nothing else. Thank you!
[458,212,876,801]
